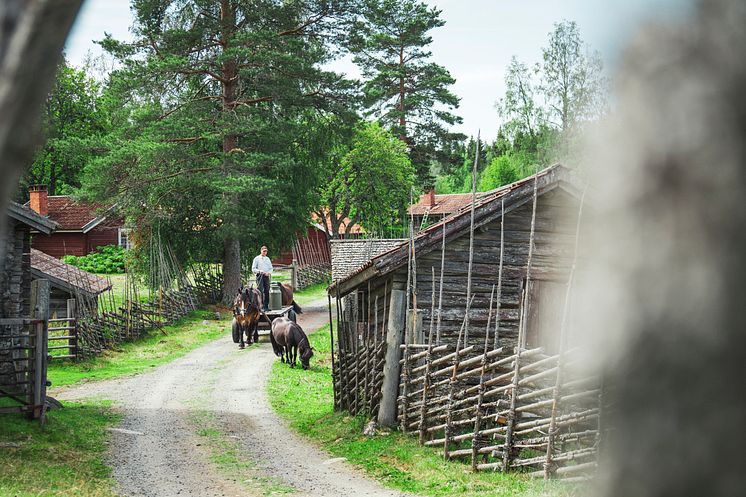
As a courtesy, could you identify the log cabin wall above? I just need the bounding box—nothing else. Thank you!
[409,187,580,351]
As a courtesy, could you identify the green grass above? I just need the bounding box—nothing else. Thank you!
[0,401,121,497]
[293,281,329,306]
[48,309,228,388]
[267,325,577,497]
[189,409,294,496]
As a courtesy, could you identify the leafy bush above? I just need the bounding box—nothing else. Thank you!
[62,245,126,274]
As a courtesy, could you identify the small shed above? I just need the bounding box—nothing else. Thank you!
[30,249,111,318]
[329,164,585,353]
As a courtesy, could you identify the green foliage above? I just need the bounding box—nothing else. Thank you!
[350,0,463,188]
[80,1,359,285]
[478,151,534,191]
[319,121,414,237]
[62,245,126,274]
[0,401,120,496]
[17,58,106,199]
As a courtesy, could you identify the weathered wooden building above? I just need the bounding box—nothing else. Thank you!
[330,164,585,352]
[30,249,111,318]
[1,202,57,408]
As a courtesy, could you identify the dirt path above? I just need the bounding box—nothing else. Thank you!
[54,301,410,497]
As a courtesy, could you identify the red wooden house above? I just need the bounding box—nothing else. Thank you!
[26,185,128,258]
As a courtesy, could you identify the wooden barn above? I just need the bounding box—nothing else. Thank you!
[329,164,585,353]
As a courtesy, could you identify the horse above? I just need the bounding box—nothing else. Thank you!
[270,316,313,369]
[232,285,262,348]
[278,282,302,320]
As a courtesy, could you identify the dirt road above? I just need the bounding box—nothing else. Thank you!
[55,301,409,497]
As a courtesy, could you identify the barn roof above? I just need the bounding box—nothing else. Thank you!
[408,192,490,217]
[7,201,58,234]
[30,249,112,298]
[330,238,408,282]
[328,164,584,297]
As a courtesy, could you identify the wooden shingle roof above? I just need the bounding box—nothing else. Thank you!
[330,238,407,282]
[329,164,584,297]
[30,249,112,297]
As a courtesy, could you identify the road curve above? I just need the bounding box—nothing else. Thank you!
[55,301,410,497]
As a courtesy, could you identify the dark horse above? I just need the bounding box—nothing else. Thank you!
[279,282,302,320]
[232,285,262,348]
[270,316,313,369]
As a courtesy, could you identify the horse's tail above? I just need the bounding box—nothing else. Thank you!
[269,329,283,357]
[292,300,303,314]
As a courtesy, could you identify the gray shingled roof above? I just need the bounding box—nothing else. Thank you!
[30,249,112,297]
[330,238,407,282]
[7,201,57,234]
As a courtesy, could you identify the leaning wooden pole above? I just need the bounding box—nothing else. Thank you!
[436,220,447,344]
[417,267,438,444]
[493,199,505,350]
[543,186,588,479]
[464,131,480,345]
[328,292,337,409]
[502,170,540,472]
[471,284,495,471]
[443,294,475,460]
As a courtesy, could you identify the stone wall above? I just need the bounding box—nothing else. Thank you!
[0,218,31,388]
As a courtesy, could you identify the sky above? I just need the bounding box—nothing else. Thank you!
[65,0,694,141]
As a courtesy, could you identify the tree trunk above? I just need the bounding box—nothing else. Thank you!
[221,237,241,305]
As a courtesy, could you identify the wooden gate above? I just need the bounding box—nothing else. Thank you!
[0,317,48,421]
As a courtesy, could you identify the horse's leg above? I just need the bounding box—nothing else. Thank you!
[292,344,298,368]
[239,319,245,349]
[252,317,259,344]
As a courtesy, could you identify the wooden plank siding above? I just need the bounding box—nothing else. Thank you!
[348,187,582,352]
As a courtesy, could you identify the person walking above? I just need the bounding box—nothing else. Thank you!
[252,245,273,311]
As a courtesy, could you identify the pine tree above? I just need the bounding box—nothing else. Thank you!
[84,0,357,302]
[349,0,462,189]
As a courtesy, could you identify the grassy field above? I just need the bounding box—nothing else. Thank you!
[267,325,577,497]
[293,281,329,306]
[0,401,120,497]
[48,309,228,388]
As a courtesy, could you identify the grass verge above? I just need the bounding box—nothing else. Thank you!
[0,401,121,497]
[48,309,228,388]
[293,281,329,306]
[267,325,577,497]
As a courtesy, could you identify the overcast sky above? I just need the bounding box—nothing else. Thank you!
[65,0,694,140]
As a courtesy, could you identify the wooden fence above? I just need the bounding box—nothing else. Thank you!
[333,320,386,415]
[399,343,600,480]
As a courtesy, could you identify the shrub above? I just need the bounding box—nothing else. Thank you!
[63,245,126,274]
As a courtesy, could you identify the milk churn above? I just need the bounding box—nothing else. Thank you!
[269,282,282,310]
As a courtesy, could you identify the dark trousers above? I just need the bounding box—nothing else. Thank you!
[256,274,270,310]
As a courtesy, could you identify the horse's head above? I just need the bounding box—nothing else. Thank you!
[300,336,313,370]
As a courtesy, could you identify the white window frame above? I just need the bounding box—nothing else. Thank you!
[118,228,132,250]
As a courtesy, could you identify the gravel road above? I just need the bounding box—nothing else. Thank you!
[54,301,410,497]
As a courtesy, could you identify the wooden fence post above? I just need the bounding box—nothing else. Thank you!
[30,279,49,421]
[378,281,406,427]
[291,259,298,290]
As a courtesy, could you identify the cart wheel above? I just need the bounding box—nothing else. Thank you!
[231,319,241,344]
[288,309,297,323]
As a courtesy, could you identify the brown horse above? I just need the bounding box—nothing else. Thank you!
[232,286,262,348]
[270,316,313,369]
[279,282,302,319]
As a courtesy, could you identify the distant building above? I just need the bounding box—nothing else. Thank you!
[408,188,490,231]
[25,185,128,258]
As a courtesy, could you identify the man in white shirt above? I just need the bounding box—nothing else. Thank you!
[252,245,273,311]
